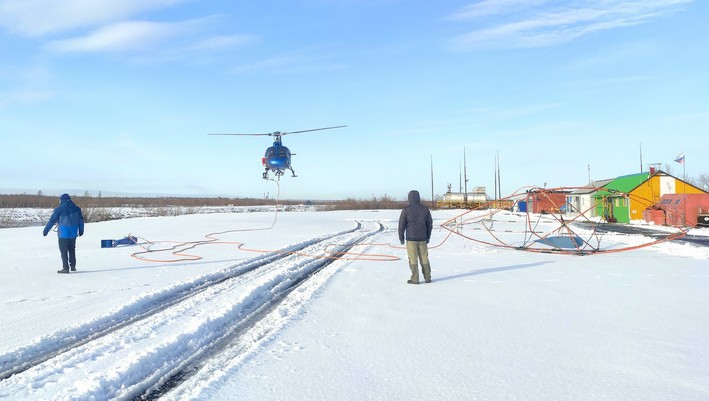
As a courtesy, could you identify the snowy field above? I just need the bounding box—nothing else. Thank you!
[1,209,708,400]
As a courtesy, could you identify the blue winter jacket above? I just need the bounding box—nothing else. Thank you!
[43,199,84,239]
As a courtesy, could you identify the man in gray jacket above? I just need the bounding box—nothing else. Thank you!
[398,190,433,284]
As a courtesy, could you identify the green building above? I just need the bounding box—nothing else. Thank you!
[592,172,649,223]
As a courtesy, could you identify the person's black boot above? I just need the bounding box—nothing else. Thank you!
[57,268,70,274]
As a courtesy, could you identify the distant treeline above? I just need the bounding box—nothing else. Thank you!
[0,193,299,209]
[0,193,409,210]
[329,196,408,210]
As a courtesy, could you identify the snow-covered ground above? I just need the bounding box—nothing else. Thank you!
[1,209,708,400]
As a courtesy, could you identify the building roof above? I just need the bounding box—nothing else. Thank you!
[569,179,614,195]
[593,172,649,197]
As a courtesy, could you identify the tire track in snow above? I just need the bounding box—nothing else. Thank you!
[0,224,360,379]
[0,221,383,400]
[144,221,385,400]
[0,226,358,382]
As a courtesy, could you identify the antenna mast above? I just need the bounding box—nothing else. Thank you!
[430,155,435,210]
[496,151,501,200]
[463,147,468,205]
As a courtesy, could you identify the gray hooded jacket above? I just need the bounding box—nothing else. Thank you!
[398,190,433,243]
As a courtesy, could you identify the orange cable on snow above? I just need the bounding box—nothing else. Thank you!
[130,179,283,263]
[131,233,402,264]
[129,180,402,264]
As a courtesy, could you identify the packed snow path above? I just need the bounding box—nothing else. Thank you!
[0,221,383,400]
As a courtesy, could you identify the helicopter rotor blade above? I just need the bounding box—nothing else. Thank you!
[282,125,347,135]
[207,133,270,136]
[207,125,346,136]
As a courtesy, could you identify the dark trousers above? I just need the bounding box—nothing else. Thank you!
[58,238,77,269]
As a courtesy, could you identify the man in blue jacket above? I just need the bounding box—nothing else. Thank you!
[43,194,85,274]
[398,190,433,284]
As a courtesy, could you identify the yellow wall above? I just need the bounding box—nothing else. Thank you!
[628,175,706,221]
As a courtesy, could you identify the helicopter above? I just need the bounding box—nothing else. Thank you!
[209,125,346,179]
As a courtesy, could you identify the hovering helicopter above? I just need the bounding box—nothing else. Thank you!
[209,125,346,179]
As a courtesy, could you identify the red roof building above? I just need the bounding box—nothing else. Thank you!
[526,190,569,214]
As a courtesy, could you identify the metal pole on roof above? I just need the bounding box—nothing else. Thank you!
[682,156,687,227]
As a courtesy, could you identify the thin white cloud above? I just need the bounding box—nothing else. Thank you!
[449,0,693,49]
[45,20,189,53]
[0,0,186,37]
[230,53,346,74]
[0,66,55,109]
[142,33,257,64]
[1,1,256,61]
[562,75,653,98]
[472,102,562,119]
[0,89,54,109]
[188,34,257,52]
[449,0,550,20]
[230,56,295,74]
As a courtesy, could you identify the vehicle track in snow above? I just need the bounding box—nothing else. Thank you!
[0,221,384,400]
[0,225,359,381]
[142,221,385,400]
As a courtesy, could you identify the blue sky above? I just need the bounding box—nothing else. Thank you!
[1,0,707,200]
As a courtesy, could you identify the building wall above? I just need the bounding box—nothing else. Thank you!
[594,193,630,222]
[629,175,705,221]
[567,194,599,216]
[527,192,567,214]
[593,172,649,223]
[651,194,709,227]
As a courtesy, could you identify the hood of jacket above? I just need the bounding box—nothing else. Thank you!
[60,199,75,207]
[407,190,421,205]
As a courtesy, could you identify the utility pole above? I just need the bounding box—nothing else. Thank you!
[463,147,469,206]
[496,150,501,200]
[494,154,497,200]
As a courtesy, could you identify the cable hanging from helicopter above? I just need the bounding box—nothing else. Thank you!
[209,125,346,180]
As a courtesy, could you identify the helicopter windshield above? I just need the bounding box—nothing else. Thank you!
[265,147,290,158]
